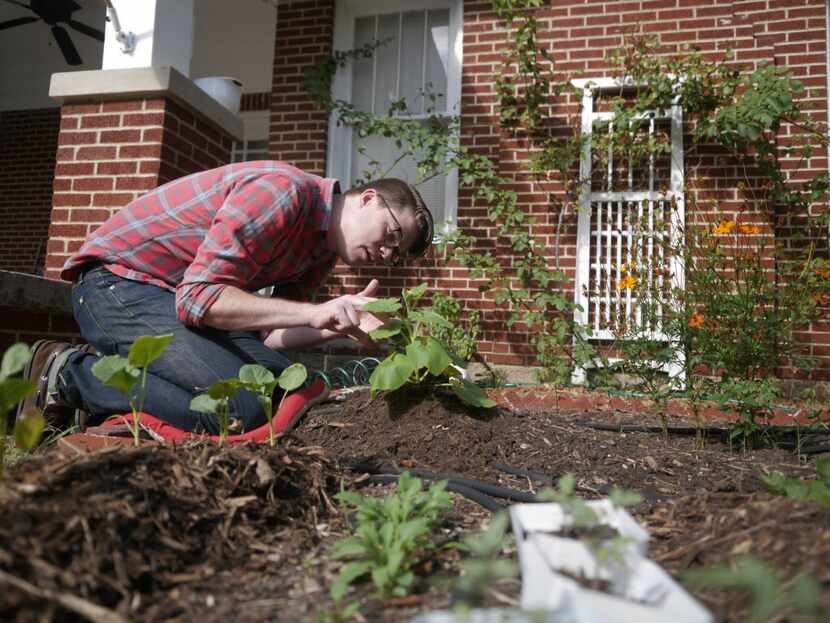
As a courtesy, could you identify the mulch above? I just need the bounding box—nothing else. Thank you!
[1,386,828,622]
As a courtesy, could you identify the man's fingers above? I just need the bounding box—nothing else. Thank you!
[358,279,380,297]
[343,325,374,348]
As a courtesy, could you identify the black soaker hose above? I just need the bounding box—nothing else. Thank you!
[366,474,505,512]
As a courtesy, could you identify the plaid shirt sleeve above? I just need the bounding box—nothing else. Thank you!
[175,173,303,326]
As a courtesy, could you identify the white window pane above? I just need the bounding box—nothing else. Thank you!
[350,120,447,227]
[400,11,426,114]
[374,13,399,114]
[352,16,375,113]
[425,9,449,112]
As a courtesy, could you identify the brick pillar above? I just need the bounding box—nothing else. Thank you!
[269,0,334,174]
[45,90,236,280]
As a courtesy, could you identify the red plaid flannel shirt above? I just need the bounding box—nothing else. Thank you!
[62,161,339,327]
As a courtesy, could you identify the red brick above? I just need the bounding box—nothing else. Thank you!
[80,115,122,129]
[99,129,142,143]
[92,193,135,207]
[73,177,114,191]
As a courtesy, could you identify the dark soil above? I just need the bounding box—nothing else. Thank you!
[1,386,828,622]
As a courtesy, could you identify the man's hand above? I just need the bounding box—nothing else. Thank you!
[310,280,380,344]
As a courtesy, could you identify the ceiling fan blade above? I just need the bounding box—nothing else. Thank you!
[51,25,82,65]
[0,15,38,30]
[67,19,104,42]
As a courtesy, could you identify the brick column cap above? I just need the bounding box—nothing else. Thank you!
[49,66,243,140]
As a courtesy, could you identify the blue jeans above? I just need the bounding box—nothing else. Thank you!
[59,266,291,433]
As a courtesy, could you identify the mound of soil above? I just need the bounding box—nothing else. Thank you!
[1,387,828,622]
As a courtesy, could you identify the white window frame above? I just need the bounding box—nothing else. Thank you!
[570,78,685,385]
[327,0,463,235]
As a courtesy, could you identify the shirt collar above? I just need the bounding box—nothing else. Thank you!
[317,177,340,232]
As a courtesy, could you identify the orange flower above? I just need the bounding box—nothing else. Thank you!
[713,220,736,235]
[688,313,705,328]
[738,224,761,235]
[816,267,830,280]
[617,275,637,290]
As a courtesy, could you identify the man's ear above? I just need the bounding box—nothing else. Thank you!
[359,188,376,208]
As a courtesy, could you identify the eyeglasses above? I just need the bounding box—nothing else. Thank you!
[376,193,404,265]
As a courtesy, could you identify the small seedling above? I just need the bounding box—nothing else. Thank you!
[365,283,496,408]
[238,362,308,445]
[92,334,174,447]
[329,471,454,603]
[0,343,45,477]
[453,512,517,609]
[684,556,823,623]
[190,380,240,444]
[761,458,830,508]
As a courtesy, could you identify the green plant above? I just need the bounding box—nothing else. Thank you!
[190,379,240,444]
[91,334,174,447]
[684,556,823,623]
[329,471,454,602]
[238,362,307,446]
[365,283,496,408]
[0,343,45,476]
[453,512,517,609]
[427,292,481,363]
[761,457,830,508]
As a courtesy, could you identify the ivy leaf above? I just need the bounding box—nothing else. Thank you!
[450,379,496,408]
[362,298,401,314]
[91,355,140,395]
[14,409,45,449]
[369,353,416,395]
[369,319,403,340]
[277,363,307,392]
[1,343,31,381]
[128,334,174,368]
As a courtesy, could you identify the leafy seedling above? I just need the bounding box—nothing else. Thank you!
[0,343,45,477]
[190,379,242,444]
[329,471,454,603]
[453,512,517,609]
[761,457,830,507]
[92,334,174,447]
[364,283,496,408]
[238,362,308,445]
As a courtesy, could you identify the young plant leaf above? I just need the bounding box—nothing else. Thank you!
[91,355,140,395]
[369,319,403,340]
[410,309,452,329]
[450,379,496,408]
[278,363,307,392]
[369,353,416,394]
[1,343,30,380]
[207,379,243,400]
[403,282,428,305]
[190,394,220,414]
[128,333,174,368]
[239,363,275,387]
[362,298,402,314]
[330,560,373,603]
[406,337,452,376]
[14,409,45,449]
[0,378,36,414]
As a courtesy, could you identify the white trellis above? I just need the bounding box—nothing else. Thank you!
[571,78,685,385]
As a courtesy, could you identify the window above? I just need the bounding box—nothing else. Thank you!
[231,139,269,163]
[328,0,462,234]
[571,78,685,384]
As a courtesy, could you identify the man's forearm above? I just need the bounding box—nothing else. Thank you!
[201,286,315,331]
[263,327,341,350]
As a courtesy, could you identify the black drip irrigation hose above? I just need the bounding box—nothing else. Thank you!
[344,461,542,511]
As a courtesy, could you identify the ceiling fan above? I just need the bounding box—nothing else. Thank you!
[0,0,104,66]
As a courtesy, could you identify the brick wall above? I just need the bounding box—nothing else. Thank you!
[0,108,60,274]
[271,0,830,376]
[45,97,233,279]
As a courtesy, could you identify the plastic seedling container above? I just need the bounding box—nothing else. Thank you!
[510,502,713,623]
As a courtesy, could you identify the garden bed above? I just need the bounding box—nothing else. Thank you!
[1,388,828,622]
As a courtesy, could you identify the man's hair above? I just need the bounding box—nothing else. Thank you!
[346,178,434,259]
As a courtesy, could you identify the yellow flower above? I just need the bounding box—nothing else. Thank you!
[738,224,761,235]
[617,275,637,290]
[713,220,736,235]
[688,313,705,328]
